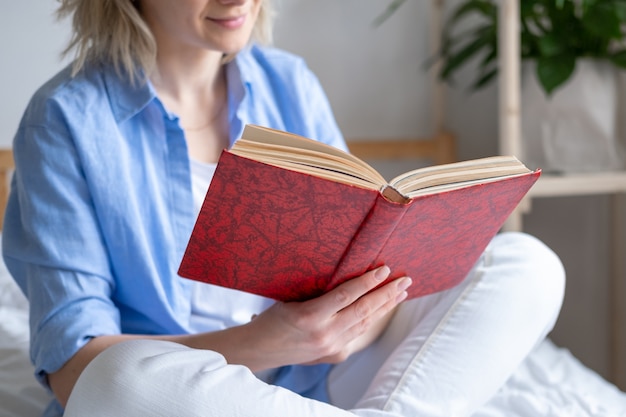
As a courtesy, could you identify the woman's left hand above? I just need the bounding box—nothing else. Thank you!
[223,266,412,370]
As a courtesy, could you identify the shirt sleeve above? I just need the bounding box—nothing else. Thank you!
[2,99,121,387]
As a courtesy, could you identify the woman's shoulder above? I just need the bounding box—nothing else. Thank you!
[20,64,103,126]
[30,64,105,105]
[244,44,306,65]
[21,63,146,128]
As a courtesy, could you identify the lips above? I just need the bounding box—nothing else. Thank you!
[207,14,247,29]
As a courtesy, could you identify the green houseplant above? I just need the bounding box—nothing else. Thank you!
[378,0,626,95]
[377,0,626,172]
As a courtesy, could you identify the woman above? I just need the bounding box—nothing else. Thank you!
[2,0,565,416]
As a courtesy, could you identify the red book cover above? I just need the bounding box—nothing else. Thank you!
[178,151,540,302]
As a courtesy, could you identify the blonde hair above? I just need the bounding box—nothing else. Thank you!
[57,0,275,83]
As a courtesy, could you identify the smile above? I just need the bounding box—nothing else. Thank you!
[207,15,247,30]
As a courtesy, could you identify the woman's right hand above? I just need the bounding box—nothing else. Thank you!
[49,266,410,407]
[215,266,412,371]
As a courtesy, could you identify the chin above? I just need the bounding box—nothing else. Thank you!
[220,41,250,56]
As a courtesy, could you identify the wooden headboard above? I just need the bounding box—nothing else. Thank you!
[0,150,14,231]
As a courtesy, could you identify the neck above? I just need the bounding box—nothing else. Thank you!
[150,47,229,132]
[145,23,233,163]
[151,49,225,101]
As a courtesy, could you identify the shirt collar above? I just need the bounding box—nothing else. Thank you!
[101,65,157,124]
[231,46,255,92]
[226,47,257,144]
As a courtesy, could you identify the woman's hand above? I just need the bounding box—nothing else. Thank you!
[222,266,412,370]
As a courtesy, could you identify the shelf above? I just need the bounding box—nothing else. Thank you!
[346,132,456,166]
[0,150,13,231]
[530,171,626,198]
[496,0,626,390]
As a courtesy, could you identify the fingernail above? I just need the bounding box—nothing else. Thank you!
[398,277,412,291]
[396,291,408,303]
[375,265,391,281]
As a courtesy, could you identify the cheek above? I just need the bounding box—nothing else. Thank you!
[251,0,263,24]
[142,1,192,34]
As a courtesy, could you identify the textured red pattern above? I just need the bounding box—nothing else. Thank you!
[178,151,540,302]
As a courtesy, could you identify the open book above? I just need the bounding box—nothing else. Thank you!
[178,125,540,302]
[229,125,531,202]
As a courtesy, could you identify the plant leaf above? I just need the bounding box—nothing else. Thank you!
[372,0,407,27]
[447,0,496,26]
[471,67,498,90]
[613,1,626,21]
[582,2,622,39]
[478,47,498,68]
[537,33,567,57]
[440,26,495,80]
[581,0,599,14]
[610,50,626,68]
[536,55,576,95]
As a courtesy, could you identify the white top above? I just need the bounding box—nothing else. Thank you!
[188,158,275,333]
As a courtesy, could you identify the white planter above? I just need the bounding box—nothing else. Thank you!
[521,59,626,173]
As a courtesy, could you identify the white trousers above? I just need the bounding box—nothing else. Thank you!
[64,232,565,417]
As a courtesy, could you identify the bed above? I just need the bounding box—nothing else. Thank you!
[0,150,55,416]
[0,149,625,417]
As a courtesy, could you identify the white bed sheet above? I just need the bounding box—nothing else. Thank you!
[1,237,625,417]
[0,241,53,417]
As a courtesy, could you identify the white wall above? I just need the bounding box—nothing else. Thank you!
[273,0,499,160]
[0,2,70,147]
[275,0,434,140]
[0,0,616,384]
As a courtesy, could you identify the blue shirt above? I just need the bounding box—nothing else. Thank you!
[3,44,346,415]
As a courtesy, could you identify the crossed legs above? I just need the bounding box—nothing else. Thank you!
[64,232,565,417]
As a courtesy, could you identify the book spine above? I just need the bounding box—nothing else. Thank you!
[375,170,541,300]
[328,192,409,291]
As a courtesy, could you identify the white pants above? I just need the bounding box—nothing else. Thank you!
[64,232,565,417]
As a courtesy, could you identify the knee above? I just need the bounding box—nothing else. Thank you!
[83,339,193,385]
[490,232,566,328]
[65,340,218,416]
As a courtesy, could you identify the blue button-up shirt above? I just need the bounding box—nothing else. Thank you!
[3,44,346,414]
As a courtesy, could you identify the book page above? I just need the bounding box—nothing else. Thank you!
[238,125,387,187]
[232,140,380,184]
[390,156,531,195]
[237,125,532,198]
[402,172,532,197]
